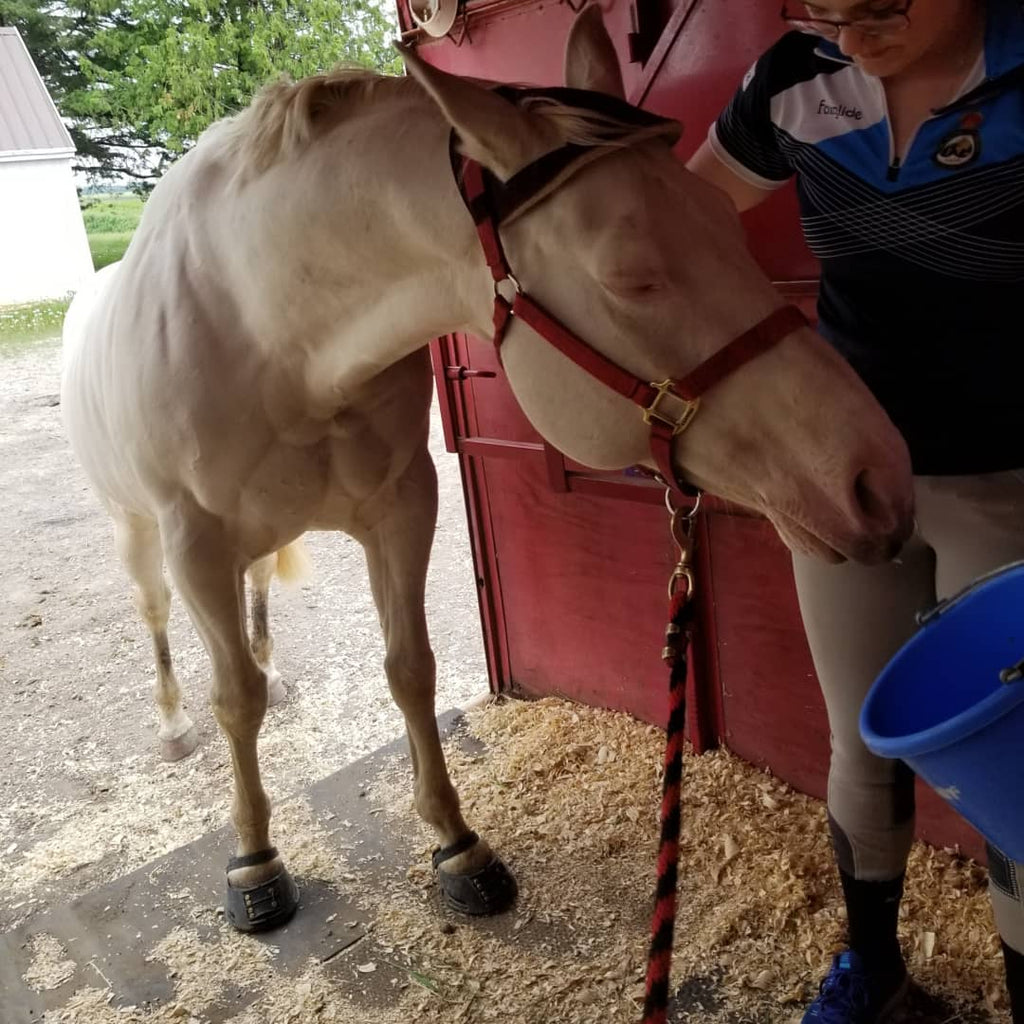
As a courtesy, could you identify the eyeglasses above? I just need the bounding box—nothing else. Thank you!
[780,1,913,38]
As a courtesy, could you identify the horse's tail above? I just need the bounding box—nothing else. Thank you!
[275,537,312,585]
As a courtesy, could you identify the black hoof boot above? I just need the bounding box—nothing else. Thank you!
[223,847,300,933]
[432,831,518,916]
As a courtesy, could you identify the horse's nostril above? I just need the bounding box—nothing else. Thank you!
[854,467,887,524]
[884,534,906,562]
[853,467,913,548]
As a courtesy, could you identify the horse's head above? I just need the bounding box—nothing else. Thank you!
[399,6,914,565]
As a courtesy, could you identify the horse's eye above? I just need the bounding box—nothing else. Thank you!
[604,276,666,299]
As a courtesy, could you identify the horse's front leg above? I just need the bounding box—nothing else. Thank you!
[161,502,299,932]
[360,449,516,916]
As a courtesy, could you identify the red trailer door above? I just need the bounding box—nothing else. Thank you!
[407,0,985,861]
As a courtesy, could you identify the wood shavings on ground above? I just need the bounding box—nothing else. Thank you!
[22,932,78,990]
[365,696,1009,1023]
[146,925,280,1019]
[226,961,409,1024]
[35,697,1011,1023]
[43,988,129,1023]
[7,751,233,901]
[271,795,350,885]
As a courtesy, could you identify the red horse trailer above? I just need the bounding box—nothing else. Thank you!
[399,0,985,863]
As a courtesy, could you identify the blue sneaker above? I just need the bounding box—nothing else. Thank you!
[802,950,909,1024]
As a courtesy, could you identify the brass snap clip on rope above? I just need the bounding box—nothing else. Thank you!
[665,487,700,602]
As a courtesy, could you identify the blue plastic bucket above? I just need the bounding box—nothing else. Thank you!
[859,560,1024,860]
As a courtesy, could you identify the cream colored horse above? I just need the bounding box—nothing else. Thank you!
[61,6,913,930]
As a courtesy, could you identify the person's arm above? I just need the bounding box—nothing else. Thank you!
[686,44,797,212]
[685,138,777,214]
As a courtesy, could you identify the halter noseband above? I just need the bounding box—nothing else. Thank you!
[451,88,808,498]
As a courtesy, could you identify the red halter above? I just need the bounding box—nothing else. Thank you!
[454,139,808,499]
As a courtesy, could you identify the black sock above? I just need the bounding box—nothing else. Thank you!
[839,867,906,974]
[1003,941,1024,1024]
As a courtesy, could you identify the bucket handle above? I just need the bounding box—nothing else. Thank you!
[915,558,1024,686]
[999,660,1024,684]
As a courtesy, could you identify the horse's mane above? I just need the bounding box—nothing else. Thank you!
[213,66,676,178]
[215,66,419,175]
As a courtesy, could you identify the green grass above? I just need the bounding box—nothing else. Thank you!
[0,194,143,349]
[81,193,145,270]
[88,231,136,270]
[0,194,145,350]
[0,298,70,353]
[80,194,144,235]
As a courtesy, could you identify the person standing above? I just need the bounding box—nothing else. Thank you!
[686,1,1024,1021]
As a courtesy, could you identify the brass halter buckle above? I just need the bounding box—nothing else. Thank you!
[642,379,700,436]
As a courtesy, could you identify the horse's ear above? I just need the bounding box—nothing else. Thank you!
[395,41,552,179]
[563,4,626,100]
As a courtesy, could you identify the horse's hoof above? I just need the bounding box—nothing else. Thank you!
[432,833,517,916]
[160,726,199,762]
[224,848,299,933]
[438,855,518,916]
[266,666,287,707]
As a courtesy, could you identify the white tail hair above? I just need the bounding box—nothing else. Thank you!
[274,538,311,585]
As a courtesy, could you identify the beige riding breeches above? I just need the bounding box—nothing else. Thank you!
[791,469,1024,952]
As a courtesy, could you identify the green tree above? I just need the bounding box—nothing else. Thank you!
[0,0,401,184]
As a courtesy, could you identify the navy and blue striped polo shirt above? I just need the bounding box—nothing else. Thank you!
[708,0,1024,474]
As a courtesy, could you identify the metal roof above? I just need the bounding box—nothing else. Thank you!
[0,27,74,160]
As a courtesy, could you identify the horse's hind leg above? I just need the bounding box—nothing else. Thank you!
[113,513,198,761]
[247,554,286,707]
[359,447,516,917]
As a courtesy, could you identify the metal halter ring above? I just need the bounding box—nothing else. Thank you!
[664,487,701,521]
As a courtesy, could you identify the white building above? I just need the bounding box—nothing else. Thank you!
[0,27,94,305]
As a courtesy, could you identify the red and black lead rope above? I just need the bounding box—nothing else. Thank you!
[641,498,699,1024]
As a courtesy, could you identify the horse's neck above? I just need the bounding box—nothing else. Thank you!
[211,103,492,416]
